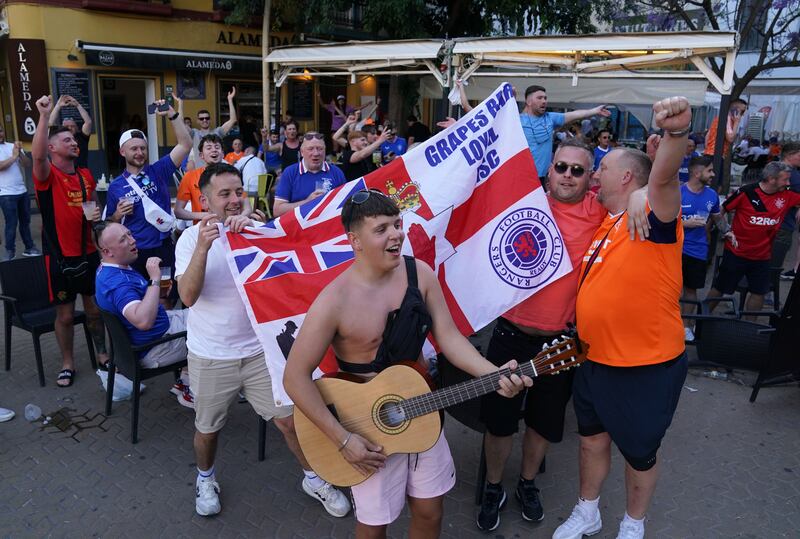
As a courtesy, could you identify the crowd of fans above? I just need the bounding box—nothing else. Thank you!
[0,84,797,539]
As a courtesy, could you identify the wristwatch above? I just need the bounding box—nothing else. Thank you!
[169,111,180,121]
[147,279,159,287]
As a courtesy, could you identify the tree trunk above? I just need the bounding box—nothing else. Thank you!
[262,0,271,127]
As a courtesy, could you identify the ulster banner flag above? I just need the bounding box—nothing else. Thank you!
[221,82,570,405]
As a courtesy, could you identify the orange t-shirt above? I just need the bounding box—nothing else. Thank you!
[224,151,243,164]
[504,192,606,331]
[576,207,684,367]
[703,115,733,157]
[176,167,204,223]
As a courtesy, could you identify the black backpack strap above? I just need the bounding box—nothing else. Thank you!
[404,255,418,288]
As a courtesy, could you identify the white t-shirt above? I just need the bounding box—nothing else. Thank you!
[0,142,27,196]
[235,154,268,193]
[174,223,261,359]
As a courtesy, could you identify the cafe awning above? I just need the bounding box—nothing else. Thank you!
[78,41,262,74]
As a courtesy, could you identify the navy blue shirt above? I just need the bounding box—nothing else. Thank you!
[95,264,169,351]
[105,155,177,249]
[678,151,701,183]
[275,160,346,203]
[780,167,800,231]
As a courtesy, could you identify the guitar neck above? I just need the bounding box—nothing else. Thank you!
[402,344,583,419]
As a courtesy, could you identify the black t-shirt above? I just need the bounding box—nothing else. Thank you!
[75,132,90,169]
[407,122,431,144]
[341,149,374,181]
[280,140,300,169]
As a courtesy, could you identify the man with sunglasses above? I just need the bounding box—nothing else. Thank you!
[520,85,610,189]
[104,96,191,295]
[284,189,530,538]
[272,132,346,217]
[187,87,237,170]
[555,96,692,539]
[477,140,649,531]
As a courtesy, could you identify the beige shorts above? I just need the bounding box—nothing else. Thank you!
[188,350,292,434]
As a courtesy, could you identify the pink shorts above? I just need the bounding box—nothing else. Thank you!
[351,433,456,526]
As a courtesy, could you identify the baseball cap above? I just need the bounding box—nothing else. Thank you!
[119,129,147,149]
[336,94,345,101]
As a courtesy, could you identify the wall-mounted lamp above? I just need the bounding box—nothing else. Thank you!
[67,54,79,61]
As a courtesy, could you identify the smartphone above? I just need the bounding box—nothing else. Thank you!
[158,102,170,112]
[147,103,157,114]
[147,102,170,114]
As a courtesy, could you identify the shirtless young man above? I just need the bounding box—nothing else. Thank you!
[284,190,531,538]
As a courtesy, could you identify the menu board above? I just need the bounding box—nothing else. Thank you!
[288,80,314,120]
[52,69,94,132]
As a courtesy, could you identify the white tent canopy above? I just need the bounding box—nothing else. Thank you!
[265,39,446,86]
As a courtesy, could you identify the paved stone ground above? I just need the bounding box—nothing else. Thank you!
[1,214,799,538]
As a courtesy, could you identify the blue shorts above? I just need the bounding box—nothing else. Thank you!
[572,353,687,471]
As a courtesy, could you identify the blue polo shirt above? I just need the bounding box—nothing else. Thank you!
[520,112,565,177]
[380,137,407,161]
[678,151,701,182]
[105,155,176,249]
[680,183,720,260]
[95,263,169,351]
[275,160,346,203]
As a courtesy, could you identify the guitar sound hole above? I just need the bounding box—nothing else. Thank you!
[378,401,406,428]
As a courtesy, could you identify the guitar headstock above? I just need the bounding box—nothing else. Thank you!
[530,336,588,376]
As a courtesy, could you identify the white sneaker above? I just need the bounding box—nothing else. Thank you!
[684,327,695,342]
[301,478,351,517]
[0,407,14,422]
[616,517,645,539]
[196,478,221,516]
[553,502,602,539]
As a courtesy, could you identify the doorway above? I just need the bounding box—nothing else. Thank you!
[99,77,158,175]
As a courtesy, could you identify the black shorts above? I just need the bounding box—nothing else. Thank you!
[45,251,100,305]
[480,318,575,442]
[572,353,687,471]
[713,249,770,295]
[681,254,707,290]
[131,237,175,279]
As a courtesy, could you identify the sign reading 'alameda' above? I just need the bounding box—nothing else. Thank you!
[221,82,570,406]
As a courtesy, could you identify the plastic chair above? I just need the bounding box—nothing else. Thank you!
[251,173,276,219]
[0,256,96,386]
[100,308,187,443]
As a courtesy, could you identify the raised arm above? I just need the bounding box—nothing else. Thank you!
[333,114,357,148]
[70,96,93,136]
[48,95,68,127]
[162,95,192,166]
[457,80,472,113]
[350,130,389,162]
[648,96,691,223]
[219,87,238,135]
[564,104,610,125]
[32,95,53,183]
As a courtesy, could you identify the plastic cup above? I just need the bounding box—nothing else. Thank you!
[81,200,97,220]
[315,179,332,192]
[159,267,172,297]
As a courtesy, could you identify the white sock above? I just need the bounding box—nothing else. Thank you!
[197,466,216,484]
[622,512,645,528]
[303,469,325,490]
[578,496,600,513]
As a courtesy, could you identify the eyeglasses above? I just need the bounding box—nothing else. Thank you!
[198,116,211,121]
[303,133,325,141]
[553,161,588,178]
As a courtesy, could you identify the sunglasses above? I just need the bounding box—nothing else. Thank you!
[344,189,386,229]
[553,161,588,178]
[303,133,325,141]
[198,116,211,121]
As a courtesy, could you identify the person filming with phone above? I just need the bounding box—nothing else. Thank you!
[104,95,192,303]
[703,98,747,157]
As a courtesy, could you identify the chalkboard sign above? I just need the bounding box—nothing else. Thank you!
[288,80,314,120]
[52,69,94,132]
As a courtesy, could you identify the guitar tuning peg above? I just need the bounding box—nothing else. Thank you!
[552,339,559,345]
[542,343,548,350]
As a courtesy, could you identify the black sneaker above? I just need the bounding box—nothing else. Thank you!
[516,477,543,522]
[476,482,506,531]
[781,269,796,281]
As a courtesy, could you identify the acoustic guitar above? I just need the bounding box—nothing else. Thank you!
[294,336,587,486]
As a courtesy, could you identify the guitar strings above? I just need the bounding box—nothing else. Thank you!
[333,342,581,432]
